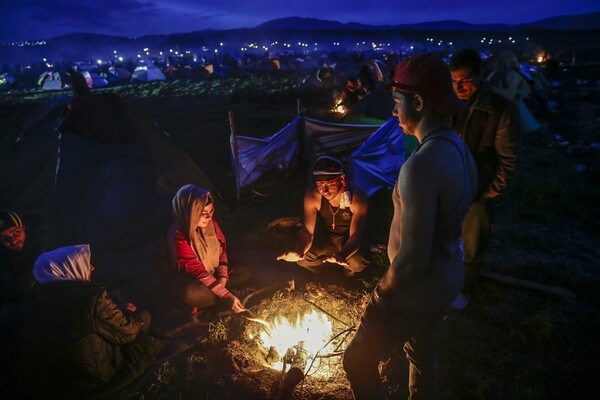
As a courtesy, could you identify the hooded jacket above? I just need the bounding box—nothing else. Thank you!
[19,245,162,399]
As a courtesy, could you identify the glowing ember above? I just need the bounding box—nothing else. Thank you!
[331,97,346,114]
[252,310,335,375]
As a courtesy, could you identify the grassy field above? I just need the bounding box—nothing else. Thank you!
[1,67,599,399]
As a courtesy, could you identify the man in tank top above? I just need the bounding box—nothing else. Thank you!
[277,156,369,277]
[343,53,478,399]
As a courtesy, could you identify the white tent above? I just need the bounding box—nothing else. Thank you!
[39,72,62,91]
[130,64,166,82]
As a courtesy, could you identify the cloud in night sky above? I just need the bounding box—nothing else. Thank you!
[1,0,599,42]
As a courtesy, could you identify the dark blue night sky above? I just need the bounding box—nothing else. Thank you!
[1,0,599,42]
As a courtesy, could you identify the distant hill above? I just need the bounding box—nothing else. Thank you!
[256,17,374,31]
[526,12,600,30]
[255,13,600,31]
[2,12,599,65]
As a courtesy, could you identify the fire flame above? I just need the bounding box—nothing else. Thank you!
[331,96,346,114]
[250,310,335,375]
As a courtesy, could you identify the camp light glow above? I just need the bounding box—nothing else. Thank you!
[247,310,336,377]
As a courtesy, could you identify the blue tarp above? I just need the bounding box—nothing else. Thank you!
[231,116,406,197]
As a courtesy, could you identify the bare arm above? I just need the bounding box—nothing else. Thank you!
[339,188,368,260]
[277,188,319,261]
[378,154,437,295]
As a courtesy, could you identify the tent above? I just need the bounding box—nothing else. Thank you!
[38,71,62,91]
[81,71,109,88]
[0,93,217,292]
[108,66,131,82]
[0,73,16,90]
[131,64,166,82]
[345,86,396,121]
[230,115,406,197]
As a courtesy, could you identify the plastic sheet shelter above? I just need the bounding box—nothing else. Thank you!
[230,116,406,197]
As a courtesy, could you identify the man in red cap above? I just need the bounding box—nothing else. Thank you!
[343,53,477,399]
[449,49,521,309]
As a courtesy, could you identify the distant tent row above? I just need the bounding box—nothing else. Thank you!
[230,115,408,197]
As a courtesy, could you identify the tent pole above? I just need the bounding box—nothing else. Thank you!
[228,111,241,200]
[297,98,301,116]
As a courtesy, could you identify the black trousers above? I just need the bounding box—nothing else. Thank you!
[343,293,445,400]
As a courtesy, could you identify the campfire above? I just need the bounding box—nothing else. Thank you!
[236,283,368,397]
[331,96,347,114]
[248,309,337,376]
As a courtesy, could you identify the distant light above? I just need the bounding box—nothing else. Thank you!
[97,59,102,64]
[215,49,218,53]
[42,58,46,62]
[118,56,123,62]
[113,50,117,54]
[220,42,224,46]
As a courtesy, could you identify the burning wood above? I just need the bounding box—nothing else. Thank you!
[236,283,369,397]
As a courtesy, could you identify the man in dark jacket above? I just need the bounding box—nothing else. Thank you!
[449,49,521,308]
[18,244,162,399]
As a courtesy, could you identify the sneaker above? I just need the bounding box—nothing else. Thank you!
[451,292,470,310]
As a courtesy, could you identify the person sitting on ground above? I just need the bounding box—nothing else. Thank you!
[0,210,46,333]
[341,78,360,108]
[164,184,249,315]
[278,156,369,277]
[18,244,162,399]
[0,210,45,396]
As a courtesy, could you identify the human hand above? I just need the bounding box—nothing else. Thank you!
[277,251,305,262]
[228,294,247,313]
[322,253,348,267]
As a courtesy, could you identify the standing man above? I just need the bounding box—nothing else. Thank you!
[449,49,521,308]
[278,156,369,277]
[343,53,477,399]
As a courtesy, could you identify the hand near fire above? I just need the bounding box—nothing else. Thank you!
[277,251,305,262]
[322,253,348,267]
[226,293,247,313]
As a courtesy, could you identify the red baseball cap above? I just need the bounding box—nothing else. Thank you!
[387,53,468,116]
